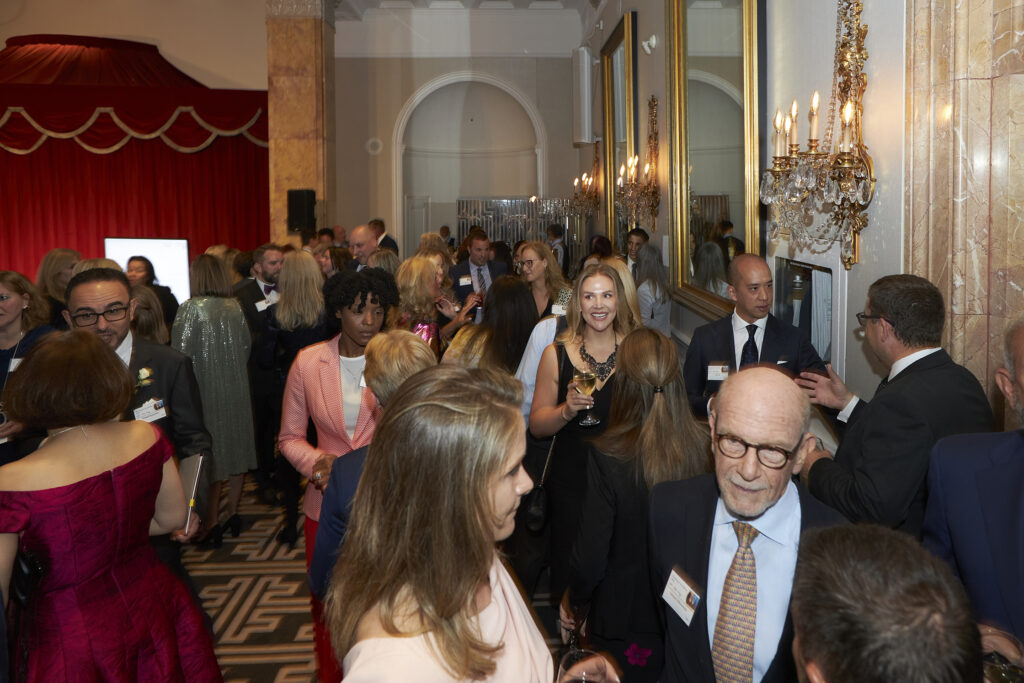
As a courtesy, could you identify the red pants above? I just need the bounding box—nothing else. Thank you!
[305,516,343,683]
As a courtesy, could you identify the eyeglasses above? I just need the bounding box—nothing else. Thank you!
[855,311,888,327]
[713,431,800,469]
[519,259,536,270]
[70,306,129,327]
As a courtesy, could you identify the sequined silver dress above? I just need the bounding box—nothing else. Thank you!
[171,296,257,481]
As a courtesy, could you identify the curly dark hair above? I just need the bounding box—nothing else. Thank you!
[322,267,399,323]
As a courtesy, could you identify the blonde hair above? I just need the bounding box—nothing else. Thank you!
[0,271,50,331]
[130,284,169,344]
[189,254,232,297]
[276,251,324,330]
[395,256,439,322]
[419,232,448,253]
[35,248,80,303]
[71,258,122,278]
[363,330,437,404]
[521,240,569,298]
[327,366,523,680]
[416,247,454,292]
[601,256,642,324]
[595,327,711,487]
[368,249,401,276]
[558,263,640,345]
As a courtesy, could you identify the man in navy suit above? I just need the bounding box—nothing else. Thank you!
[449,229,505,324]
[682,254,826,418]
[649,367,844,683]
[922,318,1024,642]
[368,217,398,256]
[799,275,994,538]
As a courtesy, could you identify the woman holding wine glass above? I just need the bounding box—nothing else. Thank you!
[529,263,639,607]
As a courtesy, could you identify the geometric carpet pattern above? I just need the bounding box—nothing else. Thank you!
[182,483,314,683]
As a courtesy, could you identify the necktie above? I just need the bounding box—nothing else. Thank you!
[477,266,488,295]
[739,324,758,367]
[263,283,278,295]
[712,521,759,683]
[631,262,638,281]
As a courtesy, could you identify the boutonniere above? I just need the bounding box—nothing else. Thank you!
[136,367,154,389]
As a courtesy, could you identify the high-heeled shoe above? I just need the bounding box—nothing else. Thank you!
[226,514,242,538]
[197,524,223,549]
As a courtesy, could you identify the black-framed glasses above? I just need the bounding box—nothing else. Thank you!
[70,306,129,327]
[855,311,887,327]
[713,431,800,469]
[519,259,536,270]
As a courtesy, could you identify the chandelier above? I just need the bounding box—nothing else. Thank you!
[615,95,661,229]
[758,0,874,269]
[569,144,601,217]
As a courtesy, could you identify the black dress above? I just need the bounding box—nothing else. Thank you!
[150,283,180,330]
[547,342,614,604]
[568,448,663,681]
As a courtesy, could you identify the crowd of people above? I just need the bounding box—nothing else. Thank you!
[0,220,1022,683]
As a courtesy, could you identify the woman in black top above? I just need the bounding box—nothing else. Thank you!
[125,255,179,329]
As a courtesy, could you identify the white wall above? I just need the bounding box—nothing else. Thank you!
[765,1,906,397]
[0,0,267,89]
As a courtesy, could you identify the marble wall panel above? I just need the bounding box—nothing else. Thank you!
[994,5,1024,77]
[965,0,995,79]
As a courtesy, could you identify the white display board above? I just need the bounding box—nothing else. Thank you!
[104,238,190,305]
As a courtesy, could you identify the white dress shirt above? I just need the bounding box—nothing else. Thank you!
[116,330,134,367]
[255,277,280,305]
[731,311,767,367]
[514,317,559,420]
[706,482,802,683]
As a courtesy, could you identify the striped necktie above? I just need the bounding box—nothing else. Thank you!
[712,521,759,683]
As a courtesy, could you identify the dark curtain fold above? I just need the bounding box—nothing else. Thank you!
[0,135,269,277]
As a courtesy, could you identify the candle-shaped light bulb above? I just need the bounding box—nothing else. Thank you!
[574,177,579,187]
[619,164,626,177]
[841,100,854,153]
[644,163,650,176]
[784,115,792,141]
[790,100,799,147]
[809,90,819,141]
[774,109,784,157]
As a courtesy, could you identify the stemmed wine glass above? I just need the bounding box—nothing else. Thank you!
[573,369,599,427]
[557,648,613,682]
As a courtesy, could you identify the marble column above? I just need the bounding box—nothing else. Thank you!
[266,0,336,243]
[905,0,1024,428]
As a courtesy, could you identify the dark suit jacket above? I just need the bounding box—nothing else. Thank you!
[125,339,211,459]
[649,475,845,683]
[377,233,399,255]
[809,350,994,538]
[923,430,1024,640]
[682,313,826,418]
[568,448,660,641]
[232,278,270,338]
[449,259,507,304]
[309,444,369,600]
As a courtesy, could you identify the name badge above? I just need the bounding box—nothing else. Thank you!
[459,276,472,287]
[551,304,567,316]
[134,398,168,423]
[662,566,702,627]
[8,358,22,372]
[255,300,269,312]
[707,363,730,381]
[776,359,789,365]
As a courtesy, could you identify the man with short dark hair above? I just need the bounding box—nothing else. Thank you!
[799,274,994,538]
[450,231,505,324]
[546,223,567,275]
[64,268,210,589]
[301,230,318,253]
[649,366,845,683]
[368,217,398,255]
[683,253,826,418]
[714,220,745,267]
[233,243,285,498]
[317,227,336,246]
[922,317,1024,640]
[625,227,649,281]
[791,525,983,683]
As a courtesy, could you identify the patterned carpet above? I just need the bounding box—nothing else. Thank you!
[182,484,314,683]
[182,481,562,682]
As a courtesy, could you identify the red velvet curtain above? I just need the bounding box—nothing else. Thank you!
[0,35,270,279]
[0,134,269,278]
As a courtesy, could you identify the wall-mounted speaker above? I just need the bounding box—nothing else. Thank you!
[572,46,593,145]
[287,189,316,233]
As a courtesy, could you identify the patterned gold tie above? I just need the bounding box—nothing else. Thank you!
[712,521,759,683]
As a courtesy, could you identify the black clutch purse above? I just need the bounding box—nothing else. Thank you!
[11,549,46,608]
[521,434,555,534]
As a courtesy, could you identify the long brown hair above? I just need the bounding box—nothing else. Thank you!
[521,240,568,297]
[0,271,50,331]
[326,366,523,679]
[594,327,711,487]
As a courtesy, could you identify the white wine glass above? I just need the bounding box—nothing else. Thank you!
[557,649,613,682]
[573,370,599,427]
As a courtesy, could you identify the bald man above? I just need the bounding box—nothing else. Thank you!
[346,225,377,271]
[649,366,845,683]
[682,254,826,418]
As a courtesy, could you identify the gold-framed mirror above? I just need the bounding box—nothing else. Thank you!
[668,0,759,319]
[601,11,637,242]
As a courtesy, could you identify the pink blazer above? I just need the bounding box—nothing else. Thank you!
[279,335,380,521]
